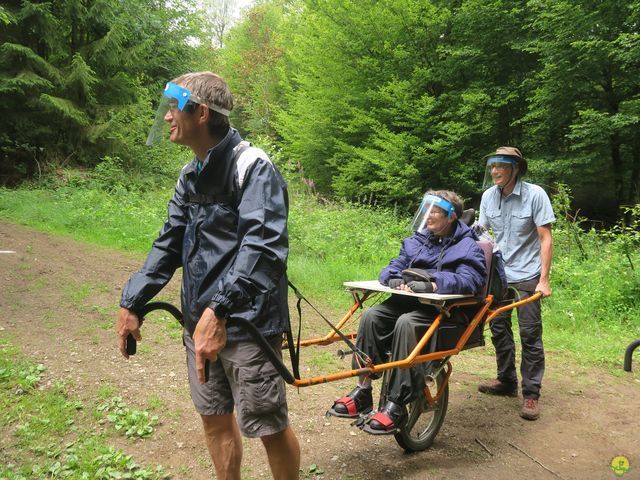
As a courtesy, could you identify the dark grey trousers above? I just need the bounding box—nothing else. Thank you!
[489,276,544,399]
[352,296,466,406]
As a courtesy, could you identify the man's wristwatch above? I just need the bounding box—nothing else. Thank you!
[212,302,230,320]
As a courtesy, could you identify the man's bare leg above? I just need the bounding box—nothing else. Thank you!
[201,413,242,480]
[261,426,300,480]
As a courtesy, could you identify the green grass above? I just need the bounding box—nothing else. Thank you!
[542,237,640,366]
[0,341,167,479]
[96,384,116,400]
[146,394,164,411]
[0,186,170,252]
[1,183,639,370]
[152,310,184,340]
[64,282,94,305]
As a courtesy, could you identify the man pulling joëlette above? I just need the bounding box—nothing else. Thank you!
[116,72,300,480]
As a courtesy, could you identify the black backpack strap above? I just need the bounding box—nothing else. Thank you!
[285,281,302,380]
[189,141,253,206]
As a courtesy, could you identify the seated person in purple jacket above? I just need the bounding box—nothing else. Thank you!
[329,190,487,433]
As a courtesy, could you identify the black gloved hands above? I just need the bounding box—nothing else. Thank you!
[402,268,433,284]
[388,278,404,289]
[401,268,435,292]
[406,281,434,293]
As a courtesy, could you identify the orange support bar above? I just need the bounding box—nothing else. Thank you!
[287,292,540,388]
[485,292,543,324]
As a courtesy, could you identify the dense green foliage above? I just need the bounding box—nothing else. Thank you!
[545,185,640,363]
[3,0,640,219]
[1,180,639,367]
[0,0,202,186]
[214,0,640,219]
[215,2,287,137]
[523,0,640,212]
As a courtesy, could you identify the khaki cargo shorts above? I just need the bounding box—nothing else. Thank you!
[184,330,289,438]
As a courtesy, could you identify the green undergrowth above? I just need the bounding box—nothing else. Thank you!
[0,185,171,253]
[1,182,639,370]
[543,232,640,367]
[0,342,167,479]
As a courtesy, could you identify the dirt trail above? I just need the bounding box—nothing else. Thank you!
[0,221,638,480]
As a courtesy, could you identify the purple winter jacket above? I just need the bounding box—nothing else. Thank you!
[379,221,487,295]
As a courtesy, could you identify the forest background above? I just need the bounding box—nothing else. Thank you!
[1,0,639,367]
[2,2,640,478]
[3,0,640,217]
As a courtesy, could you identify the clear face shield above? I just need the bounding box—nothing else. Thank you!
[482,155,518,191]
[410,194,456,233]
[146,82,231,146]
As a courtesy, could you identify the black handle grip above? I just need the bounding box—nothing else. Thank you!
[126,302,184,356]
[122,303,291,385]
[126,334,137,355]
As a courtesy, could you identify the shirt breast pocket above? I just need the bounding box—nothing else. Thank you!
[485,208,503,233]
[512,208,533,233]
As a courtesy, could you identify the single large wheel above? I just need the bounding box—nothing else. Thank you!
[394,367,449,452]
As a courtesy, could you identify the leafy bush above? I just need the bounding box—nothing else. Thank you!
[546,183,640,364]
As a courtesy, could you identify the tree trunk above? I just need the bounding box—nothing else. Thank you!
[629,140,640,206]
[610,134,624,214]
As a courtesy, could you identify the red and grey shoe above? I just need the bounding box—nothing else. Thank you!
[327,386,373,418]
[362,400,407,435]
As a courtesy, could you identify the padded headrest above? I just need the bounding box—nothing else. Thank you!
[476,240,493,298]
[460,208,475,227]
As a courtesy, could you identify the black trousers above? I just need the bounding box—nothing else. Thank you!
[489,276,544,399]
[352,295,466,406]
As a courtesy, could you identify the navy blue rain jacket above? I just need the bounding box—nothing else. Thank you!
[379,222,487,295]
[120,128,289,341]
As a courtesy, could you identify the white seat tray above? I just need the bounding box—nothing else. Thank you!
[343,280,472,303]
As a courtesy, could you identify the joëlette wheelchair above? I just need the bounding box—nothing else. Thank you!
[131,235,541,453]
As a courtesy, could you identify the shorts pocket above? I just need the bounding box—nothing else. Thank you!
[239,368,285,416]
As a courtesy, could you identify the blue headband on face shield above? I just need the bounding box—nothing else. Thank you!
[164,82,192,111]
[424,194,456,218]
[162,82,231,116]
[486,155,517,166]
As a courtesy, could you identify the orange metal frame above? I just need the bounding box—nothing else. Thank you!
[286,290,543,388]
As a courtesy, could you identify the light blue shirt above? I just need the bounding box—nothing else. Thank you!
[479,180,555,283]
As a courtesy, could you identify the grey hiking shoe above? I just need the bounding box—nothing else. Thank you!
[478,378,518,397]
[520,397,540,420]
